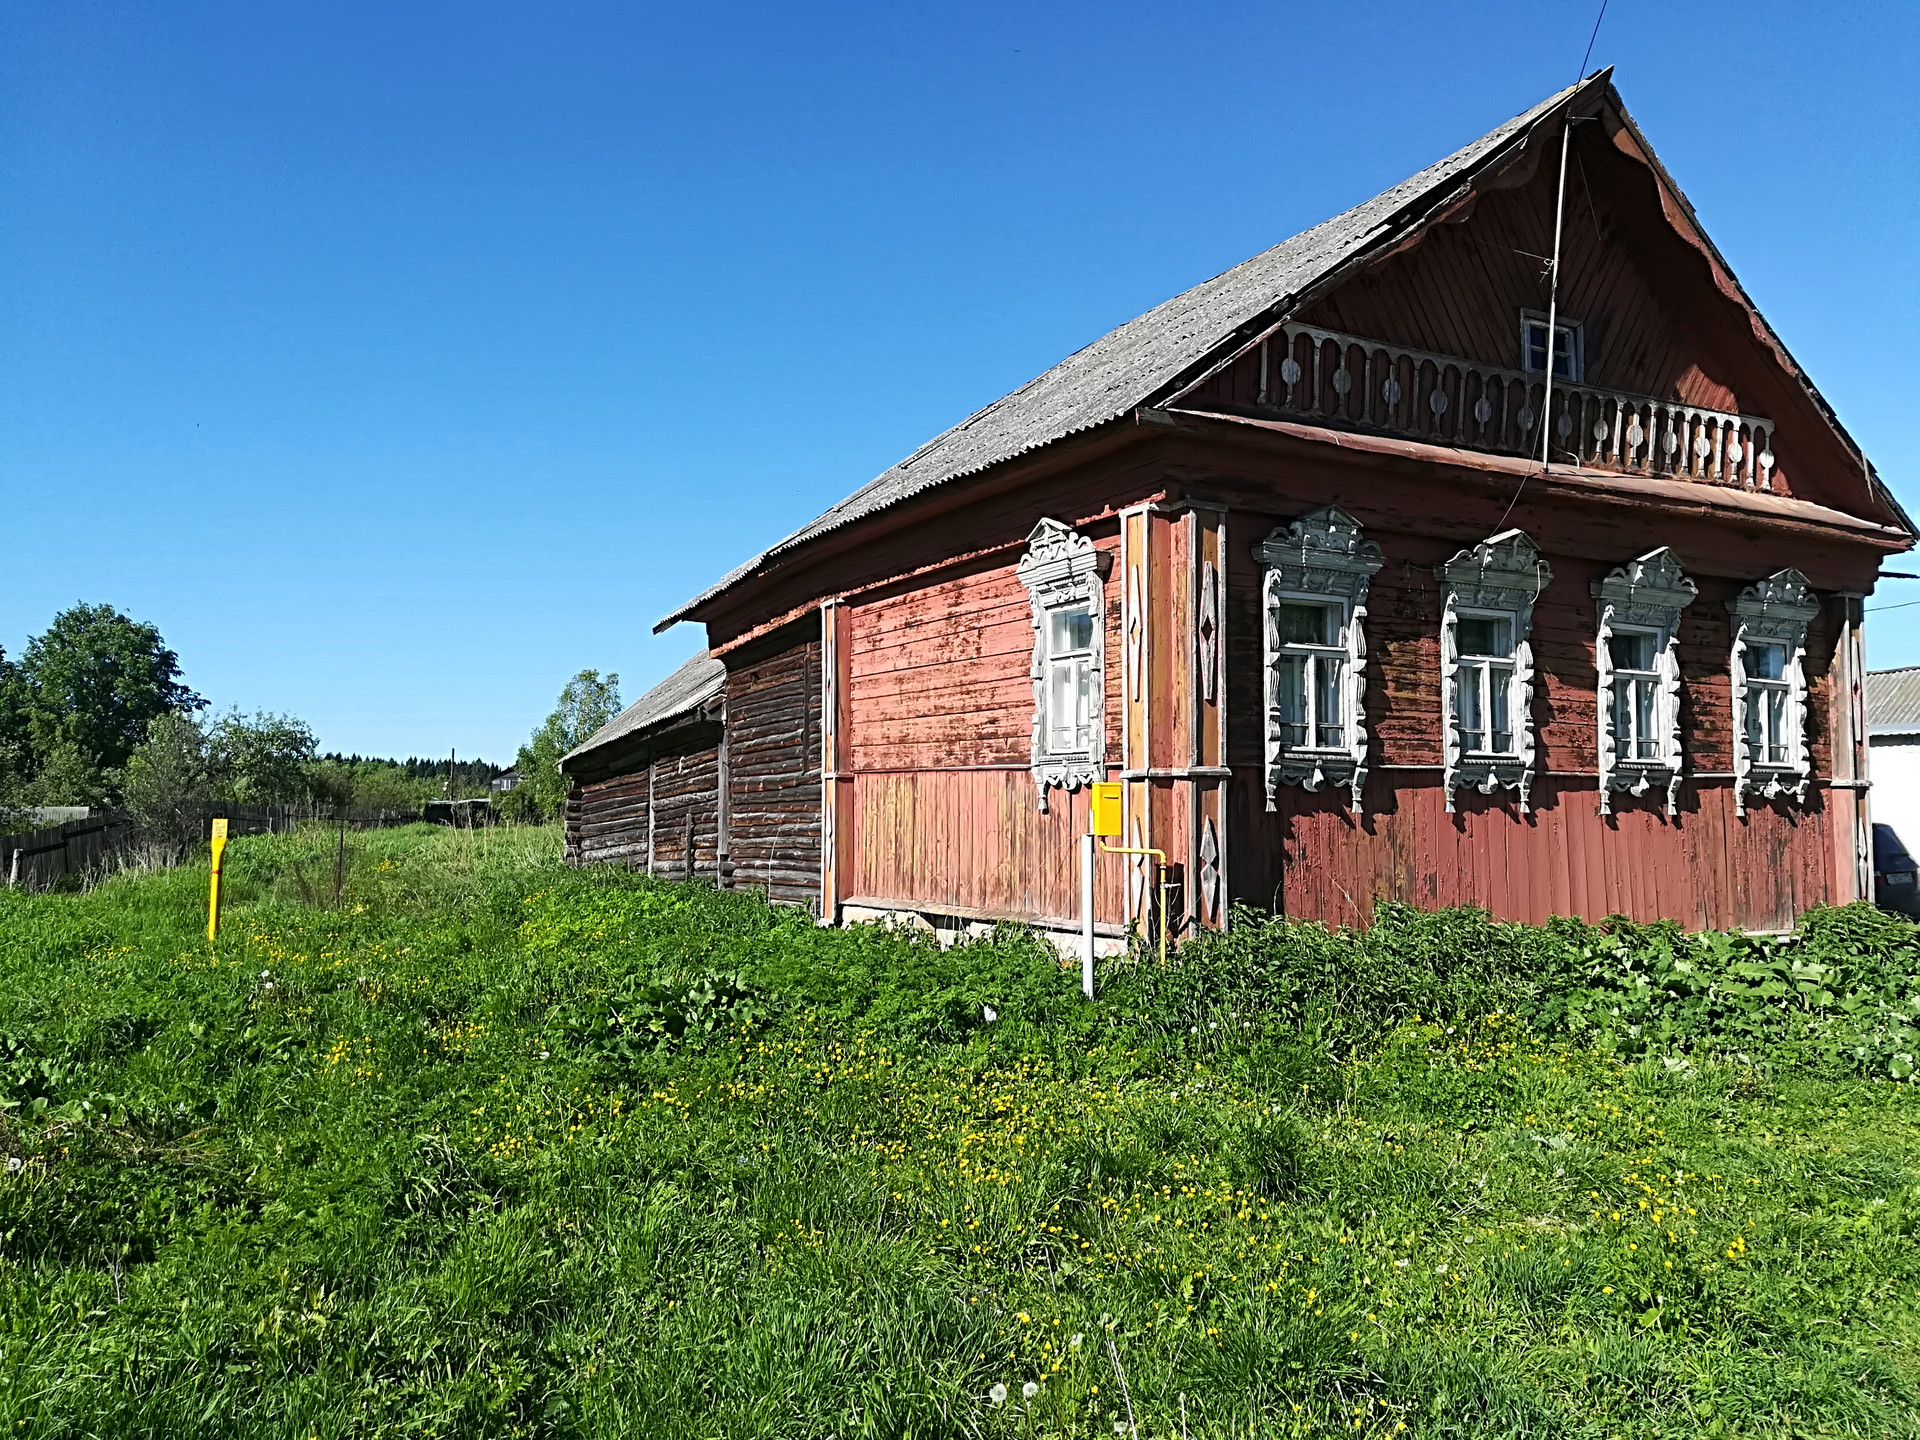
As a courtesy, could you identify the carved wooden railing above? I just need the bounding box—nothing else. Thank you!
[1248,324,1778,490]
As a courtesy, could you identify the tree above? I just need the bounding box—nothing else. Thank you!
[122,711,216,854]
[15,604,203,779]
[209,710,318,804]
[508,670,622,822]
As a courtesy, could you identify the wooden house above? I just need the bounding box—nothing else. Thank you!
[564,71,1912,940]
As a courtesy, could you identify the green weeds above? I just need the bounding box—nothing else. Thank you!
[0,826,1916,1436]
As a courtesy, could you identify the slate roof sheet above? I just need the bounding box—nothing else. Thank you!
[1868,667,1920,734]
[656,75,1606,631]
[562,650,726,768]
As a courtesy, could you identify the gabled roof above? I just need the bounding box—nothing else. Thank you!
[658,69,1897,632]
[561,650,725,770]
[1867,667,1920,735]
[658,75,1606,632]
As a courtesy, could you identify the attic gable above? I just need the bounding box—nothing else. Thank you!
[1175,89,1902,528]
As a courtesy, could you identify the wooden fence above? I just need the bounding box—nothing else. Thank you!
[0,804,466,892]
[1,812,140,890]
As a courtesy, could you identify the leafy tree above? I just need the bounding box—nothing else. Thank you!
[209,710,318,804]
[15,604,203,778]
[508,670,622,821]
[25,740,116,808]
[122,712,217,854]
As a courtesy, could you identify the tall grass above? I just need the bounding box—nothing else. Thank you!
[1,826,1917,1437]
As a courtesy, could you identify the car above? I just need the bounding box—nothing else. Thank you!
[1873,824,1920,917]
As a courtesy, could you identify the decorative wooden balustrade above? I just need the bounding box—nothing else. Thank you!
[1243,324,1778,490]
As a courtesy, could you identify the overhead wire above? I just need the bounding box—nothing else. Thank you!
[1494,0,1612,533]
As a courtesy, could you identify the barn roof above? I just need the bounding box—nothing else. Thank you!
[657,73,1607,632]
[561,650,726,770]
[1867,667,1920,736]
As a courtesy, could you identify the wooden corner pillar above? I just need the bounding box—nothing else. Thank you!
[1832,592,1870,903]
[820,598,853,923]
[1120,498,1231,938]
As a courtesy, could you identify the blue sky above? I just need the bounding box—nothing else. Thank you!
[4,1,1915,762]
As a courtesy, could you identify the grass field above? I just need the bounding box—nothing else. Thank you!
[3,825,1919,1438]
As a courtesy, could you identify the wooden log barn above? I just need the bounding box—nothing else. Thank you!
[562,71,1913,942]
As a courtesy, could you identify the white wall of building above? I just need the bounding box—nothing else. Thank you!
[1870,738,1920,851]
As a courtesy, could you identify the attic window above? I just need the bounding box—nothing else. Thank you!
[1520,311,1581,382]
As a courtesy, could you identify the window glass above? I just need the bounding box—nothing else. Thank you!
[1274,654,1307,747]
[1046,655,1091,752]
[1049,605,1094,654]
[1458,667,1484,746]
[1314,655,1346,749]
[1608,630,1657,671]
[1746,641,1786,681]
[1522,319,1576,379]
[1277,601,1338,647]
[1489,668,1512,753]
[1763,689,1787,765]
[1457,614,1514,659]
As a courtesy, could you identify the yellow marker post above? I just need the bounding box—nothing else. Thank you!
[207,818,229,943]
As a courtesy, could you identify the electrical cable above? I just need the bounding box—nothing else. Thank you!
[1495,0,1612,533]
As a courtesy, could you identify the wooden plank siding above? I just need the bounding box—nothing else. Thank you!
[841,532,1127,928]
[1251,776,1837,934]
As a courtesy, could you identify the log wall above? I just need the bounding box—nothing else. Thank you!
[567,740,723,878]
[726,635,824,904]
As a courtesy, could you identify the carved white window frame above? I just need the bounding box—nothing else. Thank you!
[1438,530,1551,812]
[1592,548,1697,816]
[1018,518,1109,810]
[1256,506,1383,814]
[1727,568,1819,817]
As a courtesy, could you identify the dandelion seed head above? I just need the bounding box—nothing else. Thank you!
[989,1383,1007,1405]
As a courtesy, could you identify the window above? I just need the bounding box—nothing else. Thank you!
[1256,507,1383,813]
[1272,600,1348,750]
[1044,603,1096,755]
[1592,548,1696,815]
[1454,613,1516,755]
[1438,530,1552,811]
[1017,517,1109,808]
[1608,629,1662,761]
[1726,567,1820,816]
[1520,311,1581,382]
[1741,639,1791,767]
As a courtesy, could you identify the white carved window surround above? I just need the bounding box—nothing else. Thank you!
[1727,568,1820,816]
[1018,518,1110,809]
[1438,530,1551,812]
[1592,548,1698,816]
[1256,506,1384,814]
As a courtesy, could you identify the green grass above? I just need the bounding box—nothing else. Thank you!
[2,824,1919,1438]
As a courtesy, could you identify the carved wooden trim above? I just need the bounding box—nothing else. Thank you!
[1256,506,1384,814]
[1436,529,1552,812]
[1591,548,1698,816]
[1726,567,1820,816]
[1018,518,1110,810]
